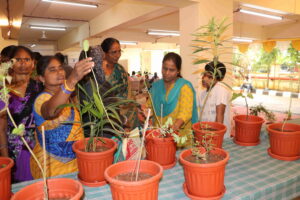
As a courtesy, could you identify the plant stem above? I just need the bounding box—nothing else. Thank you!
[41,126,49,200]
[245,96,249,120]
[135,109,151,181]
[4,78,47,199]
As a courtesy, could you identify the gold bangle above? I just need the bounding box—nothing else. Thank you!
[64,80,75,91]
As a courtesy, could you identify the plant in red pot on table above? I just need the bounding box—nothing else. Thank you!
[180,131,230,199]
[191,17,233,149]
[232,92,264,146]
[267,94,300,161]
[179,17,231,200]
[145,117,191,170]
[72,40,133,187]
[105,109,163,200]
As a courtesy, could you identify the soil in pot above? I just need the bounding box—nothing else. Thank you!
[114,172,152,181]
[80,146,110,152]
[273,128,294,132]
[199,128,218,132]
[184,152,225,164]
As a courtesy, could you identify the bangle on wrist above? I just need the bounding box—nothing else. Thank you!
[64,80,75,92]
[61,84,73,95]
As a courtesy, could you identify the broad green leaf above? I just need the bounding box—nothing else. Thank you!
[12,124,25,136]
[83,40,89,52]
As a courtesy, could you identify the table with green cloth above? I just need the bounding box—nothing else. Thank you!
[12,120,300,200]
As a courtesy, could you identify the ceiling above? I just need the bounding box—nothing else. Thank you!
[3,0,300,50]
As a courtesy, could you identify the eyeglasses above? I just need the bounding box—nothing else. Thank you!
[15,58,31,62]
[108,50,123,55]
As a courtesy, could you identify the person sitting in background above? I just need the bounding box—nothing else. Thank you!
[0,46,42,182]
[198,61,231,138]
[131,71,139,81]
[30,56,93,179]
[1,45,16,63]
[149,72,159,84]
[240,75,254,93]
[55,52,73,78]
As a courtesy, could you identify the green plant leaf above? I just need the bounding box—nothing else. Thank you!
[12,124,25,136]
[247,93,253,99]
[83,40,89,52]
[231,93,243,101]
[193,59,210,65]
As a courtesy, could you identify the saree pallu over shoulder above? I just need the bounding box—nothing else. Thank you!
[30,92,84,179]
[150,78,198,124]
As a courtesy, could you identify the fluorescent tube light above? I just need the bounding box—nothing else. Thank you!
[42,0,98,8]
[242,4,288,14]
[120,41,137,45]
[30,25,66,31]
[0,19,9,26]
[147,29,180,37]
[232,37,253,42]
[239,9,282,20]
[30,44,36,48]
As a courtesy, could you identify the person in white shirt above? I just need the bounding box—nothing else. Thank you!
[198,61,232,138]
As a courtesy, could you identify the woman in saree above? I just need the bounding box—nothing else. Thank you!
[0,46,42,182]
[149,52,198,141]
[30,55,94,178]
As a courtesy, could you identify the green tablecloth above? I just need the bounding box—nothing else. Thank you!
[12,120,300,200]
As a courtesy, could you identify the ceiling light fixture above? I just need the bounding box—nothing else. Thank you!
[0,19,9,26]
[42,0,98,8]
[30,25,66,31]
[30,44,36,48]
[120,41,138,45]
[147,29,180,37]
[241,4,288,14]
[232,37,253,42]
[239,9,283,20]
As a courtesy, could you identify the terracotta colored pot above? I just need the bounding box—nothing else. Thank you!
[233,115,264,146]
[72,137,117,187]
[0,157,14,200]
[104,160,163,200]
[267,123,300,161]
[179,148,229,199]
[11,178,83,200]
[145,129,176,170]
[193,122,227,148]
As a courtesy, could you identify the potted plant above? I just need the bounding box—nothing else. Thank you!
[179,132,230,199]
[72,40,130,186]
[232,92,264,146]
[145,117,191,170]
[267,91,300,161]
[178,17,230,199]
[105,110,163,200]
[191,17,231,148]
[0,60,82,200]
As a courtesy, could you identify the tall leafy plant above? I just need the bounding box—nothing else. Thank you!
[191,17,232,159]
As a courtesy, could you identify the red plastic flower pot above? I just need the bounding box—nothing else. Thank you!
[72,137,117,187]
[233,115,264,146]
[179,148,229,199]
[267,123,300,161]
[0,157,14,200]
[11,178,83,200]
[193,122,227,148]
[104,160,163,200]
[145,129,176,170]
